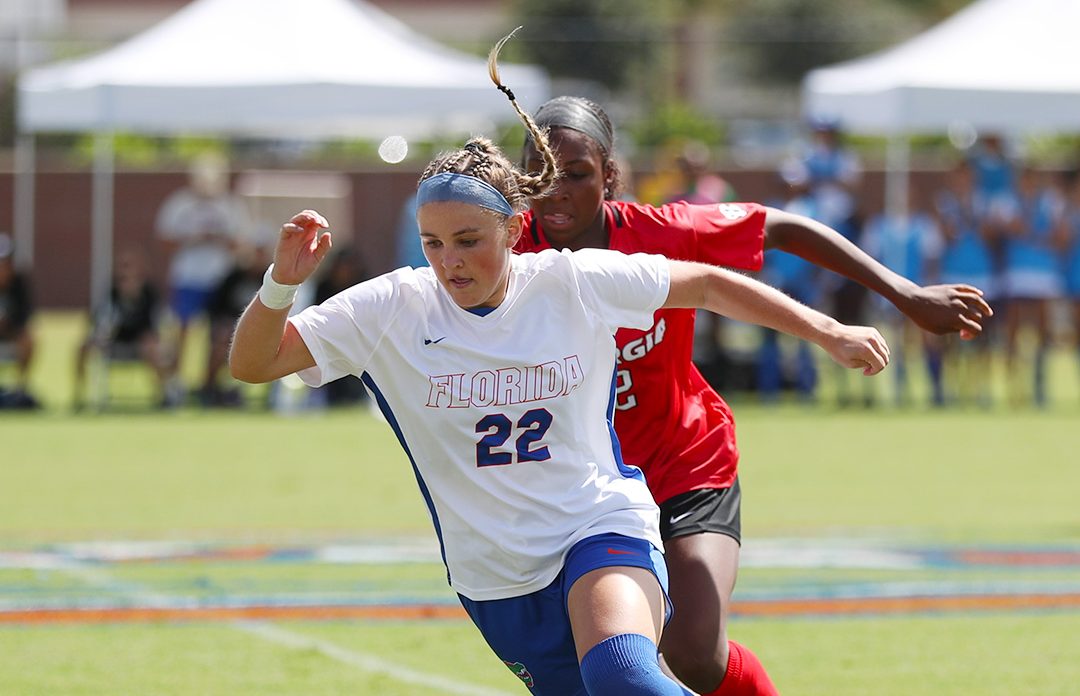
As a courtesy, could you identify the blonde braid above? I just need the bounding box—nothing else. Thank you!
[487,28,559,199]
[417,28,558,214]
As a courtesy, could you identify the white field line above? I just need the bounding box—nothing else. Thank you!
[51,563,515,696]
[235,621,516,696]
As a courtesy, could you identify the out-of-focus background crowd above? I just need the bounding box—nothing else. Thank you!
[1,0,1078,414]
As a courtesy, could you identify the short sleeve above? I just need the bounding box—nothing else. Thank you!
[567,248,670,334]
[288,273,402,387]
[689,202,767,271]
[621,201,767,272]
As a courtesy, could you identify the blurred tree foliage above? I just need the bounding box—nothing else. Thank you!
[509,0,667,91]
[630,102,725,150]
[507,0,989,153]
[511,0,981,91]
[723,0,950,85]
[67,134,229,168]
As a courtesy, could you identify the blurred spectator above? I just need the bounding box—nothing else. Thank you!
[0,233,38,409]
[938,160,1001,303]
[73,250,167,410]
[637,139,732,206]
[200,239,271,407]
[934,159,997,407]
[310,247,369,408]
[756,167,821,402]
[1061,169,1080,399]
[969,133,1017,199]
[155,152,251,403]
[996,165,1065,407]
[786,117,862,237]
[664,140,735,205]
[861,189,947,407]
[785,119,868,406]
[395,192,427,269]
[662,142,736,392]
[304,247,371,408]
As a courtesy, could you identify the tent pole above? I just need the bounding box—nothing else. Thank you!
[13,132,35,271]
[90,132,115,314]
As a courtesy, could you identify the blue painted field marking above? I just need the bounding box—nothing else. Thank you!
[4,538,1080,620]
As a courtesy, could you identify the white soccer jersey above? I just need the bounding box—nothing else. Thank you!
[290,248,670,601]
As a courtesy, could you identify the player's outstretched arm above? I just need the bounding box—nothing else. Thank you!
[762,207,992,339]
[229,210,331,383]
[664,259,890,375]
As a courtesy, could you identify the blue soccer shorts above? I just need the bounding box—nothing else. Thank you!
[170,286,214,323]
[458,532,670,696]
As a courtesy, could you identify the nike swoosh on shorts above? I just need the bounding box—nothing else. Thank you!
[669,511,694,525]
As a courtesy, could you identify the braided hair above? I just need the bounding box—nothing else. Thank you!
[419,28,559,213]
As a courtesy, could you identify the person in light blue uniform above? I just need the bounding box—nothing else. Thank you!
[1058,169,1080,402]
[997,166,1065,407]
[793,121,872,407]
[937,162,997,299]
[394,192,428,269]
[795,118,862,239]
[968,133,1016,199]
[862,190,946,407]
[934,160,998,407]
[756,169,821,402]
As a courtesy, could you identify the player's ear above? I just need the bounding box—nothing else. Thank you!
[603,160,617,199]
[505,212,525,248]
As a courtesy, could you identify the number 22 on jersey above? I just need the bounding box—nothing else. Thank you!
[475,408,554,466]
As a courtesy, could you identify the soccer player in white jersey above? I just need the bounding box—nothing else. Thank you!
[228,49,889,696]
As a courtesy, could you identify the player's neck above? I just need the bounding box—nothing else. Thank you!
[572,206,610,251]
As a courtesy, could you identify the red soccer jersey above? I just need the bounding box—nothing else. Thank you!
[516,200,767,505]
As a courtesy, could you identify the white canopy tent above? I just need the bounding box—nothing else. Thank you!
[801,0,1080,216]
[15,0,549,307]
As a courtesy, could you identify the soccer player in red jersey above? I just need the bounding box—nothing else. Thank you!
[515,96,992,696]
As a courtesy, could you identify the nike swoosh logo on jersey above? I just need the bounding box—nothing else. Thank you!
[423,337,446,345]
[669,511,694,525]
[606,548,636,555]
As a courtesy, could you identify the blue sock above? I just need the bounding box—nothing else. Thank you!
[579,633,692,695]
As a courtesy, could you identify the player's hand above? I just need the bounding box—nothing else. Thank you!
[897,284,993,340]
[822,324,890,376]
[271,210,331,285]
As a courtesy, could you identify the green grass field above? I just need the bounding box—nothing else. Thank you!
[2,313,1079,694]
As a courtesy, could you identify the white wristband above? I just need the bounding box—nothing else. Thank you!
[258,264,299,310]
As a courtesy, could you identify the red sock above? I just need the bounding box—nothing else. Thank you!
[702,640,779,696]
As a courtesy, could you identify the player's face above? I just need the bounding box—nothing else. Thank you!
[524,128,611,250]
[417,201,523,309]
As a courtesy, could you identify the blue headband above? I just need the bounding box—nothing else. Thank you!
[416,172,514,216]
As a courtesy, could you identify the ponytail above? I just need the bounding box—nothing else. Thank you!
[419,28,559,212]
